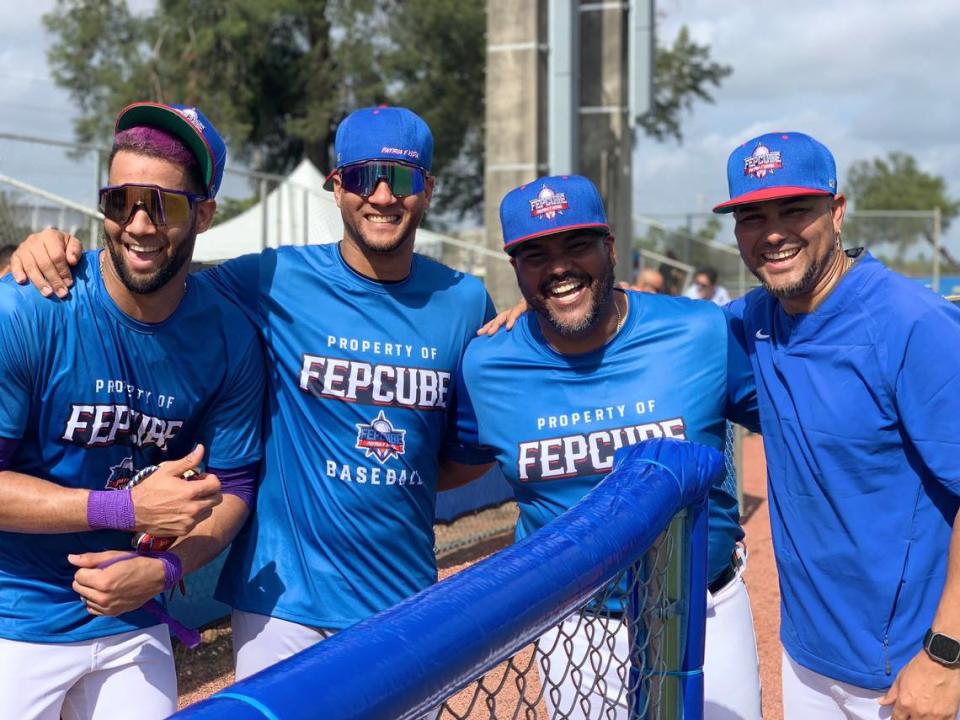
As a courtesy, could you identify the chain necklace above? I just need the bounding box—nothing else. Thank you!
[614,293,625,333]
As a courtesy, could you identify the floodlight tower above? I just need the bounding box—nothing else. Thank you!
[484,0,654,305]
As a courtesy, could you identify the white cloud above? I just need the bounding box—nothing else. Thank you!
[637,0,960,253]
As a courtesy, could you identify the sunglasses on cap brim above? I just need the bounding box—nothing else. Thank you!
[337,162,427,198]
[98,184,207,227]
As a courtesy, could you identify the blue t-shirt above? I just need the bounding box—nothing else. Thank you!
[0,252,264,643]
[210,244,495,629]
[729,251,960,690]
[454,291,759,583]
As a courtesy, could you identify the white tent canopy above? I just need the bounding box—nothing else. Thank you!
[194,159,446,263]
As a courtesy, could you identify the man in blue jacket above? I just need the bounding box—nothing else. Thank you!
[719,131,960,719]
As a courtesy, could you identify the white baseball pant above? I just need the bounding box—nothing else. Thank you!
[0,624,176,720]
[782,650,960,720]
[231,609,439,719]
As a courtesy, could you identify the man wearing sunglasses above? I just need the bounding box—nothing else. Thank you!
[209,106,494,681]
[9,105,495,682]
[0,103,264,719]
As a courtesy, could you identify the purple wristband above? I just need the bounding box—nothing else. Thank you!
[147,550,184,593]
[87,489,136,531]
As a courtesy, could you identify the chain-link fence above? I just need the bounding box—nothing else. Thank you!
[440,525,681,719]
[635,209,953,298]
[634,214,747,299]
[842,209,952,291]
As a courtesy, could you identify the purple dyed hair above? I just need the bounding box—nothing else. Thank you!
[109,126,205,194]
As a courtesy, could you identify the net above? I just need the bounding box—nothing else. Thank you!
[172,441,718,720]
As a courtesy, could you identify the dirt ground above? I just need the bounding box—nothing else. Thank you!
[176,438,781,718]
[740,433,782,720]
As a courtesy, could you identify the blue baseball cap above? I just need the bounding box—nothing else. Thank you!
[713,131,837,213]
[115,102,227,199]
[500,175,610,252]
[323,106,433,191]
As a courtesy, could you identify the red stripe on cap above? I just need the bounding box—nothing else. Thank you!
[322,168,338,191]
[503,222,610,252]
[712,186,833,213]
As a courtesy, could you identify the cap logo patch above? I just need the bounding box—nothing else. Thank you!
[380,146,420,160]
[177,107,205,132]
[743,143,782,179]
[529,185,568,220]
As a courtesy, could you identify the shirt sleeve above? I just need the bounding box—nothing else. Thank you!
[0,437,21,471]
[893,304,960,494]
[482,291,496,326]
[197,253,263,325]
[209,462,259,507]
[442,355,496,465]
[722,305,760,433]
[197,329,266,470]
[0,284,36,441]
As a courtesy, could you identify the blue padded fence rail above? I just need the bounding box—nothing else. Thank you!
[172,441,721,720]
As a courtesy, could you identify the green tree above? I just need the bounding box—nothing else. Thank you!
[44,2,731,224]
[846,152,960,269]
[640,26,732,143]
[44,0,349,174]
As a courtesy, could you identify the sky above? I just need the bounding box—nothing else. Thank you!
[2,1,958,252]
[637,0,960,251]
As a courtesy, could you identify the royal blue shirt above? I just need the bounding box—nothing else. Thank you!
[729,251,960,689]
[210,244,495,629]
[454,291,759,583]
[0,252,264,642]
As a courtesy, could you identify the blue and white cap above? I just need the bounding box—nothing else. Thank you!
[323,106,433,190]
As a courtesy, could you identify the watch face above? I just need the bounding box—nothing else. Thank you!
[929,633,960,664]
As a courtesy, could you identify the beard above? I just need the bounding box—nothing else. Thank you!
[102,224,197,296]
[757,241,837,300]
[342,206,425,256]
[525,257,617,337]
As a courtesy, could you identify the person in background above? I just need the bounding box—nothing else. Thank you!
[632,266,665,293]
[685,266,731,306]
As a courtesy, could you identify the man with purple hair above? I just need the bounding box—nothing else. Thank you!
[0,103,264,719]
[9,105,493,688]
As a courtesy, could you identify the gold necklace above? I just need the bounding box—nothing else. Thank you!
[614,294,624,333]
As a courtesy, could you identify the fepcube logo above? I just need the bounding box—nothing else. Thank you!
[355,411,406,464]
[529,186,568,220]
[743,143,782,179]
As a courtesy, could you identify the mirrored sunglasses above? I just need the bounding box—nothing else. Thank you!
[338,162,427,198]
[98,184,206,227]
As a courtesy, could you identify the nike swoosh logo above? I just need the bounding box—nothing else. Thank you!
[755,330,770,340]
